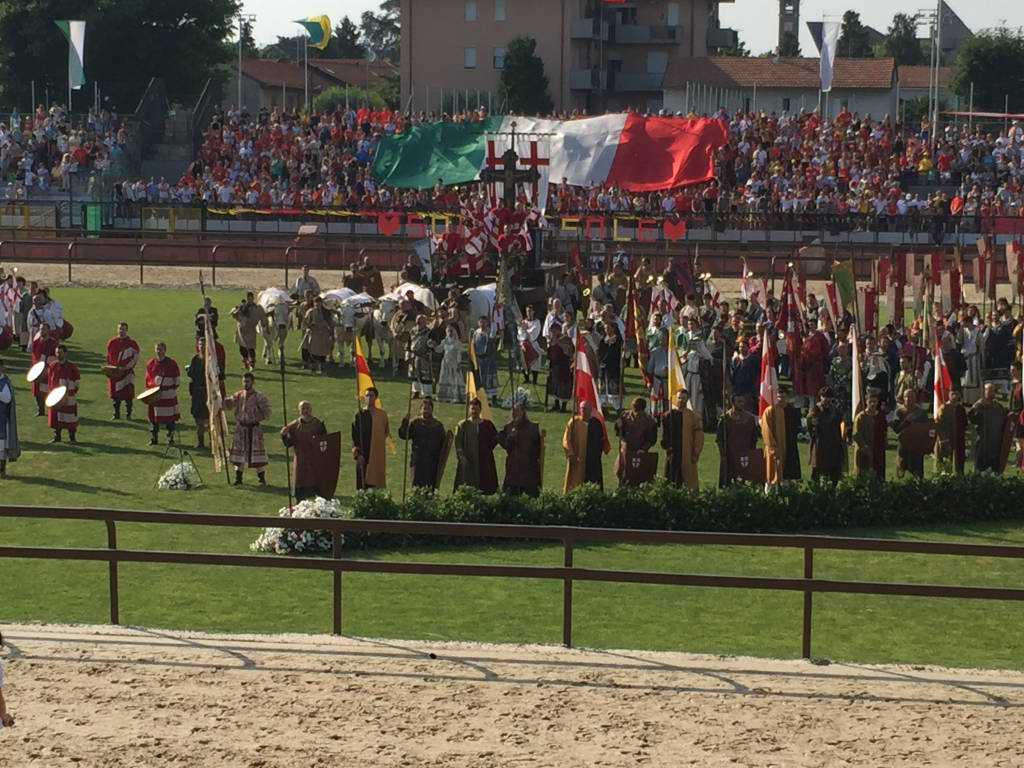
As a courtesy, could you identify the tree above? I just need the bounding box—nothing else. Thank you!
[884,13,924,65]
[324,17,363,59]
[360,1,399,63]
[949,27,1024,112]
[837,10,873,58]
[239,17,258,58]
[498,36,553,115]
[0,0,240,110]
[721,38,751,57]
[777,31,800,57]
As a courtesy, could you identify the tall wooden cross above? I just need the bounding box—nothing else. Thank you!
[479,121,540,209]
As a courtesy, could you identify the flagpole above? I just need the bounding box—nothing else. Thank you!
[401,379,413,501]
[279,343,294,510]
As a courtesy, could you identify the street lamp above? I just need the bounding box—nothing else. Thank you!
[237,13,257,113]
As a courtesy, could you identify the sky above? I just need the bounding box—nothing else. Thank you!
[238,0,1012,55]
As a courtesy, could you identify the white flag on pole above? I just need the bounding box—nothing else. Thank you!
[819,21,840,93]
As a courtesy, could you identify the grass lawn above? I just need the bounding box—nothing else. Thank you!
[1,286,1023,669]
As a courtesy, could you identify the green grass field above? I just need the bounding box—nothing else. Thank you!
[1,286,1023,669]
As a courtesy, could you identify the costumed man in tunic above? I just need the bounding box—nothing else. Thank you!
[853,392,887,480]
[29,323,57,415]
[225,372,271,486]
[760,384,794,490]
[351,386,391,491]
[358,255,385,299]
[716,394,759,486]
[409,315,435,398]
[891,388,930,478]
[398,396,447,489]
[497,400,543,496]
[145,342,180,446]
[562,400,607,491]
[186,337,212,449]
[935,387,967,475]
[290,265,321,301]
[302,295,334,376]
[230,291,266,372]
[807,387,845,483]
[453,397,499,494]
[519,304,542,384]
[194,296,219,338]
[472,317,498,400]
[46,344,80,443]
[661,388,704,489]
[969,382,1009,474]
[105,321,140,420]
[0,358,20,478]
[280,400,328,500]
[546,322,574,413]
[614,397,658,487]
[646,327,670,419]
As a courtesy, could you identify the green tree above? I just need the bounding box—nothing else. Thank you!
[0,0,240,110]
[885,12,924,65]
[950,27,1024,112]
[721,38,751,57]
[777,31,800,56]
[323,16,363,58]
[837,10,873,58]
[239,16,258,58]
[498,36,553,115]
[360,1,399,63]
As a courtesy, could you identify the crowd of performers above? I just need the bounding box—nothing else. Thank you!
[3,253,1024,495]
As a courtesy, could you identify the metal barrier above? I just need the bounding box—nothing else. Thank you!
[2,505,1023,656]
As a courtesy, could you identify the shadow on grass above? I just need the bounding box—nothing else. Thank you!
[11,474,132,495]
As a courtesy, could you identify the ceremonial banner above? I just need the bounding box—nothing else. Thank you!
[757,327,778,418]
[354,336,396,452]
[831,260,855,309]
[573,331,610,453]
[849,325,862,422]
[667,327,686,404]
[933,340,952,420]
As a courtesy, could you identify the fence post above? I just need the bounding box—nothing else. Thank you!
[210,245,219,287]
[562,537,573,648]
[802,546,813,659]
[138,242,146,285]
[106,519,120,624]
[332,530,343,635]
[67,240,75,282]
[284,245,292,289]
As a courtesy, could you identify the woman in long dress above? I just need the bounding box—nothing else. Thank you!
[437,325,466,403]
[472,317,498,397]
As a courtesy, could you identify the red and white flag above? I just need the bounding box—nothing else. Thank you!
[573,331,610,453]
[757,326,779,418]
[857,286,877,333]
[1006,241,1023,301]
[933,337,952,417]
[825,282,841,322]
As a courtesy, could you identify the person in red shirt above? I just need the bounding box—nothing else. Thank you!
[145,341,181,446]
[46,344,80,443]
[105,321,140,420]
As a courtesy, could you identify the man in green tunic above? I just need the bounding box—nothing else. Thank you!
[454,398,498,494]
[969,383,1008,473]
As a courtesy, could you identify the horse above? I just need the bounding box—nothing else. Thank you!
[257,288,294,366]
[372,295,400,369]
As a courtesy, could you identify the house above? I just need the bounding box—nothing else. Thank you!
[399,0,739,115]
[227,58,394,113]
[662,56,898,119]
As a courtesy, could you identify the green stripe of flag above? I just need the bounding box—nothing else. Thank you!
[371,117,503,190]
[55,20,86,88]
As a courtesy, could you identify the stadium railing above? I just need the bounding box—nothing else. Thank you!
[2,505,1023,658]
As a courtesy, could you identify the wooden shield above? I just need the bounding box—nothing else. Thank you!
[998,415,1015,474]
[898,422,938,454]
[309,431,342,500]
[434,429,454,491]
[737,449,767,484]
[623,451,659,486]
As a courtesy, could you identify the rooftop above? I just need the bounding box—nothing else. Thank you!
[663,56,897,91]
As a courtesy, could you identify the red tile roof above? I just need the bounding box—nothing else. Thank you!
[898,65,951,89]
[311,58,396,87]
[663,56,896,90]
[238,59,340,91]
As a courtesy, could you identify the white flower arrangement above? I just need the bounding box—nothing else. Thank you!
[249,496,354,555]
[500,387,533,409]
[157,462,203,490]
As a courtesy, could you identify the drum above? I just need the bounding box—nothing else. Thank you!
[137,386,162,405]
[44,385,68,408]
[101,364,120,378]
[0,325,11,350]
[26,360,46,383]
[56,320,74,340]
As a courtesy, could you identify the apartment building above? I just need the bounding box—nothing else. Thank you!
[400,0,738,114]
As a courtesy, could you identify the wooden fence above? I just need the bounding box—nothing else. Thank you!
[2,505,1024,657]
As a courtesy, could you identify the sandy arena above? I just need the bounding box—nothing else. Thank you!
[0,623,1022,767]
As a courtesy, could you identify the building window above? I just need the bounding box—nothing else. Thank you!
[493,46,505,69]
[647,51,668,73]
[465,0,477,21]
[464,47,477,68]
[666,3,679,27]
[494,0,506,21]
[782,97,791,111]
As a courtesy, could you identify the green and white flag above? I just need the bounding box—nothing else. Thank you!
[55,20,86,89]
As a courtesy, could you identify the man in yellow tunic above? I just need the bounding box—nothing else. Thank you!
[351,386,391,490]
[660,389,704,489]
[562,400,608,491]
[759,386,788,489]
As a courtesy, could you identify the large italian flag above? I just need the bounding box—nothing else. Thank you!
[371,114,727,194]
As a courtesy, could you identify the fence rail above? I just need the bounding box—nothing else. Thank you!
[2,505,1023,657]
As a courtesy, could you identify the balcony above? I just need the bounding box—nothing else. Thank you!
[569,68,606,91]
[707,26,739,50]
[650,25,680,43]
[612,72,665,92]
[612,23,650,44]
[570,18,608,40]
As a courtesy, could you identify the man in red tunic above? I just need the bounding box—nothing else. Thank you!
[145,341,180,445]
[105,321,140,420]
[46,344,80,443]
[29,324,58,416]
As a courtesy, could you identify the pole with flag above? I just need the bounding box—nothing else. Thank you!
[849,324,862,425]
[354,335,397,453]
[573,331,610,454]
[757,326,778,418]
[55,20,86,113]
[294,15,331,113]
[818,20,841,117]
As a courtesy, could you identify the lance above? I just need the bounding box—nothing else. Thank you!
[279,339,294,511]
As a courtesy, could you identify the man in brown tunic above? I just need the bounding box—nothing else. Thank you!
[716,394,759,486]
[280,400,328,500]
[613,397,658,486]
[497,401,543,496]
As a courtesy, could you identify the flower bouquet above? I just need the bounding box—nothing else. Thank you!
[500,387,533,410]
[250,496,354,555]
[157,461,202,490]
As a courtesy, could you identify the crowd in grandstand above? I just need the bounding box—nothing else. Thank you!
[1,104,129,201]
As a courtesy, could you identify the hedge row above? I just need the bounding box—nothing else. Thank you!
[346,474,1024,549]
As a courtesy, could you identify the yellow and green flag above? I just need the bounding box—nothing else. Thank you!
[295,15,331,50]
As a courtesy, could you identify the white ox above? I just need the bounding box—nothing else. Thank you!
[460,283,496,338]
[257,287,294,366]
[324,290,375,366]
[372,283,439,370]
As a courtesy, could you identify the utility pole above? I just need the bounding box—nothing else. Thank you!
[237,13,257,112]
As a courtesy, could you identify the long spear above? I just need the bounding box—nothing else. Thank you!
[199,271,231,485]
[278,340,293,511]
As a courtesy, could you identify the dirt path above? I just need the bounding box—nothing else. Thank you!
[0,623,1020,767]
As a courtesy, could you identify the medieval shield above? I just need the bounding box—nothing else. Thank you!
[308,431,342,500]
